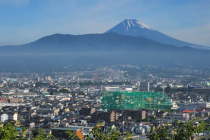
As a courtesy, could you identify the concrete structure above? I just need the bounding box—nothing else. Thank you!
[91,111,118,123]
[104,85,133,91]
[8,98,23,103]
[193,88,210,94]
[167,113,189,122]
[140,82,150,92]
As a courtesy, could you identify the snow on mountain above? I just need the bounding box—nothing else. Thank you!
[125,19,153,30]
[106,19,154,33]
[106,19,210,50]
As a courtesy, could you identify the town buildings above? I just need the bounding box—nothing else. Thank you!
[0,65,210,139]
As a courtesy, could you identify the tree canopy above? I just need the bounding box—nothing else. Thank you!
[148,119,205,140]
[0,120,205,140]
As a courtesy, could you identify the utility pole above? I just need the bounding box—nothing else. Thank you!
[123,120,124,137]
[28,111,31,140]
[100,85,103,96]
[29,111,30,121]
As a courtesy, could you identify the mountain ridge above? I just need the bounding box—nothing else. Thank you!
[105,19,209,49]
[0,32,205,54]
[0,32,210,70]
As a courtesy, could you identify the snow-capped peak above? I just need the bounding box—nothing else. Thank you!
[122,19,154,31]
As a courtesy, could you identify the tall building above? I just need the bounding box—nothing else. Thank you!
[48,76,52,81]
[37,77,40,82]
[140,82,150,91]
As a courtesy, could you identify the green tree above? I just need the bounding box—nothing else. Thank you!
[0,122,56,140]
[32,128,55,140]
[165,86,171,93]
[66,125,133,140]
[148,120,205,140]
[204,125,210,132]
[59,88,70,93]
[0,122,27,140]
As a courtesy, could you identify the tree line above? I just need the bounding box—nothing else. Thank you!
[0,120,206,140]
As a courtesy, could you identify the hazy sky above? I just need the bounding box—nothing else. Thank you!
[0,0,210,46]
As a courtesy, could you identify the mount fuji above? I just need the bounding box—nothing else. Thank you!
[106,19,209,49]
[1,19,210,70]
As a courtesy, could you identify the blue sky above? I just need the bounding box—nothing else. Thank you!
[0,0,210,46]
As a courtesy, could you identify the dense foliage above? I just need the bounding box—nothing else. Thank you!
[59,88,70,93]
[0,122,55,140]
[0,120,205,140]
[148,120,205,140]
[0,122,27,140]
[67,125,133,140]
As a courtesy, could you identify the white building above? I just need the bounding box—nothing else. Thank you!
[135,126,145,134]
[179,102,210,111]
[171,101,179,110]
[18,89,29,93]
[167,113,189,122]
[200,102,210,108]
[104,85,133,91]
[0,112,18,122]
